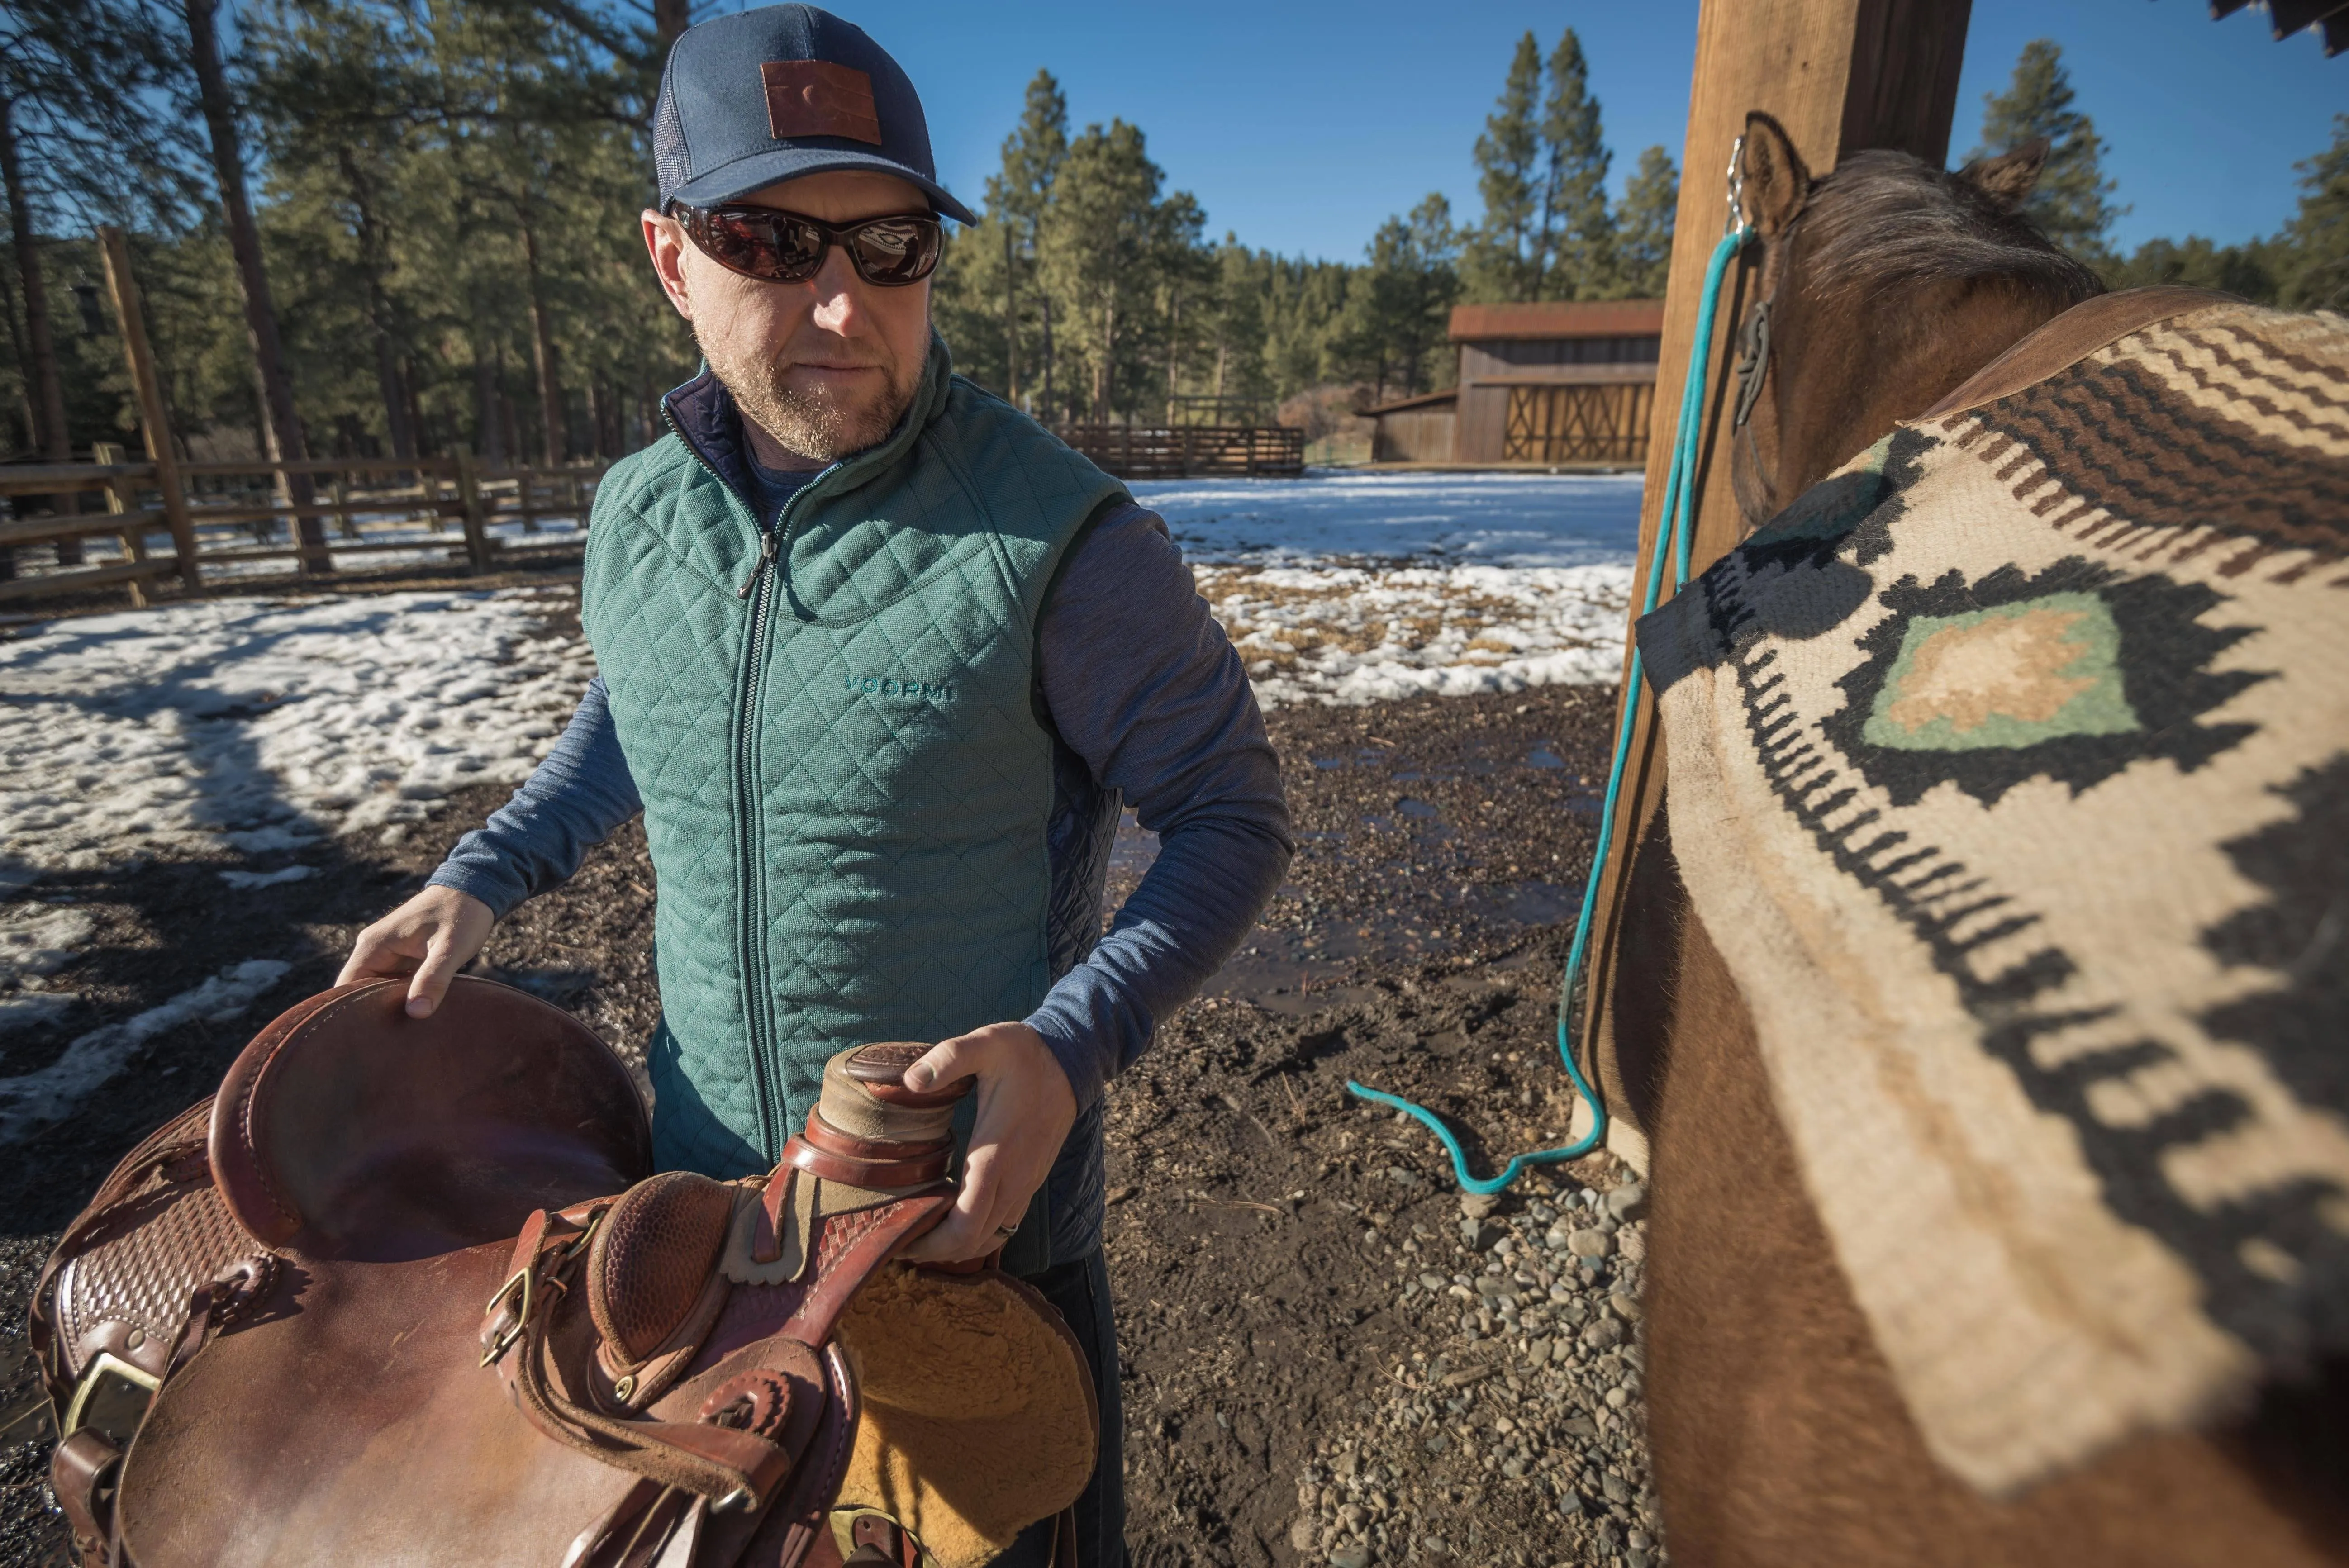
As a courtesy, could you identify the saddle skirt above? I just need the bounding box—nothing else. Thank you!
[31,977,1097,1568]
[1637,294,2349,1496]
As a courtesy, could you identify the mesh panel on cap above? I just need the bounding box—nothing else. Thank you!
[652,73,691,201]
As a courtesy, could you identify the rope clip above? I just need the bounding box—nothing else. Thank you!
[1724,132,1749,239]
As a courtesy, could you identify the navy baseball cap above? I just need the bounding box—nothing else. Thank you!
[652,5,977,225]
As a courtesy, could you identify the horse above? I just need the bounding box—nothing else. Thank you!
[1598,112,2349,1566]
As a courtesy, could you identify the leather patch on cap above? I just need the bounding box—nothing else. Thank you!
[761,60,882,145]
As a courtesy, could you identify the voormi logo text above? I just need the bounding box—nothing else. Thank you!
[844,673,958,703]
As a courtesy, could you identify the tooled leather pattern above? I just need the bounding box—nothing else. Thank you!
[697,1195,944,1375]
[50,1101,249,1381]
[58,1183,247,1370]
[589,1172,738,1363]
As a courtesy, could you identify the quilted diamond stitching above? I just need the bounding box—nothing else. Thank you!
[583,372,1126,1178]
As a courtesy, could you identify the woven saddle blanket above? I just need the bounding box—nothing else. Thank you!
[1637,295,2349,1497]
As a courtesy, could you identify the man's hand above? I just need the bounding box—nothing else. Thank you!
[336,886,495,1018]
[897,1022,1076,1265]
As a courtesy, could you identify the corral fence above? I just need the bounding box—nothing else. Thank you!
[1053,424,1305,480]
[0,451,609,608]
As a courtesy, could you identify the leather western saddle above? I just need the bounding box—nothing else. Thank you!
[31,976,1098,1568]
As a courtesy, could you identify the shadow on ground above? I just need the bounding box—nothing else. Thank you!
[0,677,1622,1568]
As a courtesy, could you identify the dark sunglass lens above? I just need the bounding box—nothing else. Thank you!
[849,219,941,285]
[704,209,824,280]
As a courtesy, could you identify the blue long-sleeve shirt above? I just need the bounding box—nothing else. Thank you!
[431,496,1293,1244]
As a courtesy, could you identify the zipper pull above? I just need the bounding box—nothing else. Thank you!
[737,527,779,599]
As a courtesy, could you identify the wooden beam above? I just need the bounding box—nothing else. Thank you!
[99,227,203,591]
[0,557,179,606]
[1579,0,1974,1164]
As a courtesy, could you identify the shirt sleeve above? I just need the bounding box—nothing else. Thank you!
[1022,504,1294,1111]
[428,673,645,920]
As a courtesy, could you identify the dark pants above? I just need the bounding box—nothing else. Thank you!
[999,1247,1127,1568]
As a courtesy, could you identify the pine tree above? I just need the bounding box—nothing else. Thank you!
[983,69,1066,407]
[2105,234,2281,303]
[1334,194,1460,401]
[1971,39,2122,260]
[0,0,190,466]
[2279,114,2349,313]
[1040,119,1168,422]
[1465,32,1543,302]
[1538,28,1612,300]
[1611,146,1676,299]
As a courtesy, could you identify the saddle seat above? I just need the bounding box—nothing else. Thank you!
[33,979,1098,1568]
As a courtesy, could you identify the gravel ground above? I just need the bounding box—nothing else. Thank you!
[0,591,1650,1567]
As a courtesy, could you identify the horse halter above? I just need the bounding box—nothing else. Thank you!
[1728,196,1787,532]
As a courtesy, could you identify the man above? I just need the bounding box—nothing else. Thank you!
[338,6,1289,1562]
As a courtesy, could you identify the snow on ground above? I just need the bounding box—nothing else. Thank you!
[0,474,1636,1135]
[1133,471,1641,706]
[0,588,593,894]
[0,960,290,1142]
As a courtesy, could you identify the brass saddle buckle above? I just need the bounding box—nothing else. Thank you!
[61,1351,162,1443]
[481,1208,605,1368]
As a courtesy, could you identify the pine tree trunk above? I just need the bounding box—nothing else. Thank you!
[1,100,70,467]
[519,216,564,467]
[185,0,328,571]
[1,94,82,567]
[1165,288,1180,423]
[1001,224,1020,404]
[338,150,416,463]
[1093,298,1115,422]
[1040,294,1055,421]
[472,298,504,464]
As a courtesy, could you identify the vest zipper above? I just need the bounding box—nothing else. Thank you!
[732,522,776,1153]
[656,398,827,1160]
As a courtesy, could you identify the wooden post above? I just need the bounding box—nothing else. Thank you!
[1577,0,1973,1153]
[91,440,149,608]
[455,449,490,570]
[330,472,357,541]
[99,226,201,589]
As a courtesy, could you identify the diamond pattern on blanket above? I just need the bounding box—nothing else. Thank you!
[1635,299,2349,1498]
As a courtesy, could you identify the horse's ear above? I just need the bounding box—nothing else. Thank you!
[1740,111,1810,238]
[1958,139,2049,208]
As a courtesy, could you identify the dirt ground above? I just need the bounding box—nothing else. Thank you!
[0,589,1656,1567]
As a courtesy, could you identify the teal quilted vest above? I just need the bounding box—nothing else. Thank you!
[580,339,1128,1176]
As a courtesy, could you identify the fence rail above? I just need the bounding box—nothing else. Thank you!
[1052,424,1305,479]
[0,452,609,608]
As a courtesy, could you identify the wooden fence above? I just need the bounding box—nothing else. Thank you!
[0,452,609,608]
[1053,424,1305,479]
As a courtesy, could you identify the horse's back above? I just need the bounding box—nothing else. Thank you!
[1636,851,2349,1566]
[1627,295,2349,1565]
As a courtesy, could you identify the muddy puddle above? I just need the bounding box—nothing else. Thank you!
[1101,705,1607,1018]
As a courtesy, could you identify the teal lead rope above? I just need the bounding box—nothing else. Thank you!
[1345,219,1756,1194]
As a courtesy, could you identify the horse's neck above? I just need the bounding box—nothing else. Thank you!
[1771,279,2081,504]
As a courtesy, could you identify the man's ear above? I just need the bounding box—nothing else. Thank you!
[1956,139,2049,208]
[642,208,696,322]
[1740,111,1811,238]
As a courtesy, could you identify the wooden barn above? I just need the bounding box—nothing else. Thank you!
[1364,298,1665,466]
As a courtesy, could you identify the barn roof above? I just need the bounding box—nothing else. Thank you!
[1359,389,1459,418]
[1449,299,1666,342]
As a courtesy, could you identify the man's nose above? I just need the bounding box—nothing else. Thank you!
[807,244,871,337]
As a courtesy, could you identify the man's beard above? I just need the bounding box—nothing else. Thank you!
[700,328,927,464]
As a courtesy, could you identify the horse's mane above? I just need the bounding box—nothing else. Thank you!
[1794,149,2105,309]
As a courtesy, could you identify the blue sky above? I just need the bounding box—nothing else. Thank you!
[846,0,2343,263]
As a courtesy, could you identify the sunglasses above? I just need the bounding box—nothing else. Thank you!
[667,202,944,288]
